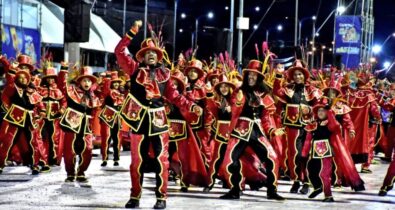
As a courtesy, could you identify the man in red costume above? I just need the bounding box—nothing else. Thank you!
[38,66,66,166]
[58,65,101,183]
[220,60,285,200]
[115,20,202,209]
[273,60,322,194]
[99,71,125,167]
[0,57,44,175]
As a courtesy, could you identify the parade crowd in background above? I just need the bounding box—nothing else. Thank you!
[0,20,395,209]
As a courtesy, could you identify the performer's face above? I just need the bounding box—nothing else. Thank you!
[293,70,305,84]
[112,82,120,90]
[171,78,179,88]
[317,108,327,120]
[327,89,337,99]
[219,83,230,96]
[47,78,55,85]
[248,72,258,87]
[188,69,199,81]
[80,78,93,91]
[390,89,395,97]
[211,77,219,86]
[16,74,29,87]
[144,50,158,66]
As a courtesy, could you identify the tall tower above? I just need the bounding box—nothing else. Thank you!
[359,0,375,64]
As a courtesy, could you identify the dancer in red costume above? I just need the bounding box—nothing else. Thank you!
[0,56,44,175]
[99,71,125,167]
[347,72,381,173]
[167,70,209,192]
[220,59,285,200]
[115,20,201,209]
[273,60,322,194]
[38,66,66,166]
[303,104,341,202]
[58,65,101,183]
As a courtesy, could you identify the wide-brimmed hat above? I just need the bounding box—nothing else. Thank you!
[184,60,204,79]
[171,70,187,92]
[42,67,58,80]
[17,54,34,71]
[214,74,236,95]
[110,71,123,84]
[287,66,310,81]
[323,69,342,97]
[15,69,31,84]
[76,66,97,84]
[135,38,164,63]
[242,60,264,77]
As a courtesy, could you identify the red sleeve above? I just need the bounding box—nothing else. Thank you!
[369,101,381,119]
[164,80,194,111]
[327,110,342,134]
[381,99,395,111]
[341,113,355,132]
[1,71,17,108]
[101,78,111,98]
[58,70,68,97]
[0,56,10,75]
[261,103,277,137]
[205,96,218,119]
[114,36,138,76]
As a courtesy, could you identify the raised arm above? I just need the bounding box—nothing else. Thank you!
[114,21,142,76]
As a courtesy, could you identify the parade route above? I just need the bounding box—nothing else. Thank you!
[0,150,393,210]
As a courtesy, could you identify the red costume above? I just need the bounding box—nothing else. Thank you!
[273,64,322,193]
[115,27,196,208]
[99,72,124,166]
[38,67,66,166]
[58,66,101,182]
[0,60,44,174]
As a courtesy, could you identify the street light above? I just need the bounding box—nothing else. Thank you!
[384,61,391,69]
[253,24,258,30]
[179,28,183,33]
[337,6,346,15]
[181,13,186,19]
[266,24,283,42]
[372,45,382,54]
[298,16,316,45]
[225,6,229,10]
[195,12,214,49]
[255,6,260,12]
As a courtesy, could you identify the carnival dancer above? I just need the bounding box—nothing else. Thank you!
[184,59,212,167]
[273,60,322,194]
[58,64,101,183]
[347,72,381,173]
[167,70,209,192]
[303,104,341,202]
[99,71,125,167]
[0,58,44,175]
[220,60,285,200]
[115,20,202,209]
[38,66,66,166]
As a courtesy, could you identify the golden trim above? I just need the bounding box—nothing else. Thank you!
[312,139,332,159]
[59,107,85,134]
[4,104,29,127]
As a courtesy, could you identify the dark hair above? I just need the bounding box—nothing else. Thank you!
[240,72,270,93]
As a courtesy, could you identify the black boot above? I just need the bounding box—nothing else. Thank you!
[114,161,119,166]
[290,181,300,193]
[378,189,387,196]
[153,200,166,209]
[299,183,310,194]
[0,168,3,174]
[180,187,188,192]
[125,198,139,208]
[220,189,240,199]
[31,166,40,175]
[267,190,285,201]
[323,197,334,202]
[76,176,88,183]
[41,165,51,173]
[65,176,75,182]
[101,161,107,167]
[308,188,323,198]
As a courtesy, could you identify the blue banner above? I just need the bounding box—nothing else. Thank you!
[1,24,41,65]
[334,16,362,69]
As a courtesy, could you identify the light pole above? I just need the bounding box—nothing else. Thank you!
[194,12,214,49]
[266,24,283,43]
[294,0,299,46]
[310,18,316,69]
[321,45,326,69]
[237,0,244,66]
[172,0,178,62]
[298,16,315,46]
[229,0,235,57]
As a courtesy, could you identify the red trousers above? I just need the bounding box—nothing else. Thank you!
[100,121,121,161]
[193,128,212,168]
[63,130,93,177]
[307,157,332,197]
[129,133,169,200]
[362,124,377,169]
[0,121,38,168]
[285,126,308,182]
